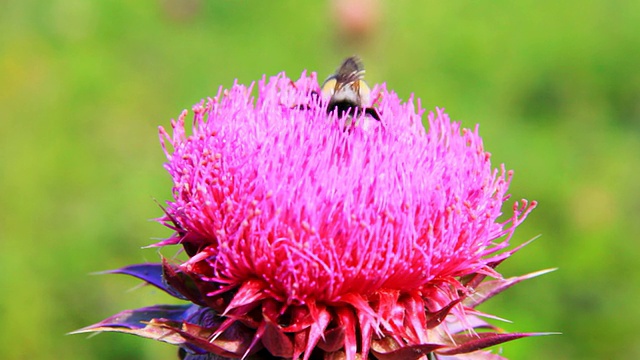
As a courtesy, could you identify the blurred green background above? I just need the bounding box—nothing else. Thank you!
[1,1,639,359]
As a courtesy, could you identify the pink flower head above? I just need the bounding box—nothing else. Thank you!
[76,71,552,360]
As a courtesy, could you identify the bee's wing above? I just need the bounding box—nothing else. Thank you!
[334,56,365,84]
[321,56,373,107]
[322,56,366,95]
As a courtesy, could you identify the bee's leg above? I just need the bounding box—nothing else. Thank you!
[309,90,320,99]
[364,107,381,121]
[291,90,323,111]
[287,79,322,109]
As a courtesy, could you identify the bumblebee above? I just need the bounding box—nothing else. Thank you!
[321,56,380,121]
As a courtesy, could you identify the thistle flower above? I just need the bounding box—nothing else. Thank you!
[75,71,552,360]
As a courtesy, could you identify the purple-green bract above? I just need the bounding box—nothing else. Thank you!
[76,72,551,360]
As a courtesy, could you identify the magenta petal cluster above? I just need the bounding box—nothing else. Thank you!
[76,72,550,360]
